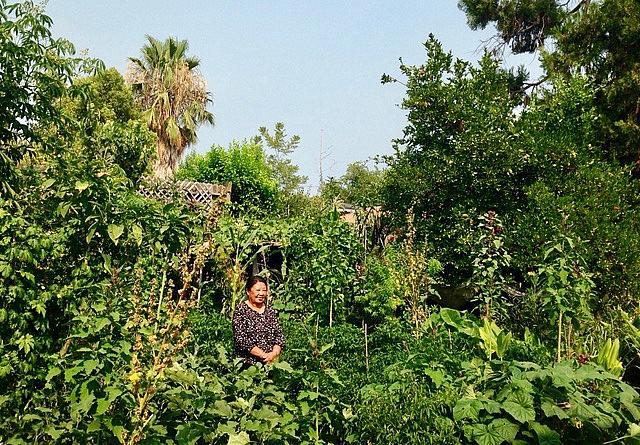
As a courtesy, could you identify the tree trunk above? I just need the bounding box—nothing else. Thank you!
[152,139,182,180]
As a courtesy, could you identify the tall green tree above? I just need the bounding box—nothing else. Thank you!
[126,35,214,180]
[59,68,156,182]
[382,35,640,306]
[459,0,640,167]
[255,122,307,195]
[0,0,75,196]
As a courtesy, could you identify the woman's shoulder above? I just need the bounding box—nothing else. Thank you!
[233,301,250,316]
[266,305,280,316]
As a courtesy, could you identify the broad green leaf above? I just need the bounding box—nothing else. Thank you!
[440,308,464,327]
[46,367,61,381]
[75,181,90,192]
[489,419,518,442]
[77,391,95,414]
[64,366,83,382]
[496,331,512,359]
[95,398,112,416]
[176,422,206,445]
[271,361,294,373]
[58,202,70,217]
[540,401,569,420]
[44,426,64,440]
[465,419,518,445]
[574,364,607,381]
[87,419,101,433]
[319,342,334,355]
[102,253,112,274]
[212,400,232,418]
[531,422,561,445]
[95,387,122,416]
[107,224,124,244]
[21,414,42,421]
[94,317,110,331]
[131,223,143,246]
[227,431,250,445]
[253,406,280,422]
[454,398,482,421]
[549,365,574,389]
[86,225,97,244]
[424,368,445,388]
[83,359,99,374]
[42,178,55,189]
[502,401,535,423]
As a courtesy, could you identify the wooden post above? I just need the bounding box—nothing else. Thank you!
[329,297,333,328]
[364,320,369,374]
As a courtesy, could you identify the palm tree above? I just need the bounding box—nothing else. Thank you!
[126,36,214,180]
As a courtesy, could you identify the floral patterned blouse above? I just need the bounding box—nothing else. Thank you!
[232,301,285,364]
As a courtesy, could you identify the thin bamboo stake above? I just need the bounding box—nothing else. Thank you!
[196,267,204,305]
[155,266,167,333]
[364,321,369,374]
[329,297,333,328]
[557,311,563,363]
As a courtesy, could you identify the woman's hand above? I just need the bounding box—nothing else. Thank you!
[264,345,282,364]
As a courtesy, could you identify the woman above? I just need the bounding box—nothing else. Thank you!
[232,276,285,365]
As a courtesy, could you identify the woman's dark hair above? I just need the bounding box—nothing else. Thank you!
[245,275,267,292]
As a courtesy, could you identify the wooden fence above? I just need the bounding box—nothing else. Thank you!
[139,180,232,211]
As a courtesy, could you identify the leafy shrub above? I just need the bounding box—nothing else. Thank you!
[274,211,363,326]
[454,359,640,444]
[177,140,279,214]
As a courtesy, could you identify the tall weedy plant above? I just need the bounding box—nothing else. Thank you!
[470,211,511,321]
[391,208,442,338]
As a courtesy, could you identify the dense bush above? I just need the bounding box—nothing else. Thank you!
[177,141,279,214]
[381,37,640,312]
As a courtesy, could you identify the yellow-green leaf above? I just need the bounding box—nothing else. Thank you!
[227,432,250,445]
[75,181,90,192]
[131,223,143,246]
[107,224,124,244]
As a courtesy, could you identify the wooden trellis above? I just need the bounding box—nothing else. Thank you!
[139,180,232,210]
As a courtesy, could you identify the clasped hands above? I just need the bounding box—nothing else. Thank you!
[251,345,282,364]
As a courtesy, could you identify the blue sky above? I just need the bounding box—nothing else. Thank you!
[46,1,541,192]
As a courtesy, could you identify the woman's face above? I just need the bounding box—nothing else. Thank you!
[247,281,268,307]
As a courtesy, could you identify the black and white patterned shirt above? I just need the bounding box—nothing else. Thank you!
[232,301,285,364]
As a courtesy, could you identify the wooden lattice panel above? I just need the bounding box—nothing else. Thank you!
[139,180,231,210]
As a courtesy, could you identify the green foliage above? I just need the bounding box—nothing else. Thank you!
[596,338,624,378]
[526,237,596,361]
[321,161,385,207]
[255,122,307,196]
[210,216,275,315]
[0,0,75,195]
[454,359,640,444]
[177,140,279,214]
[275,211,363,326]
[354,252,403,325]
[3,2,640,444]
[460,0,640,164]
[253,122,311,217]
[381,36,527,283]
[469,212,512,322]
[458,0,565,53]
[59,68,156,182]
[383,36,640,314]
